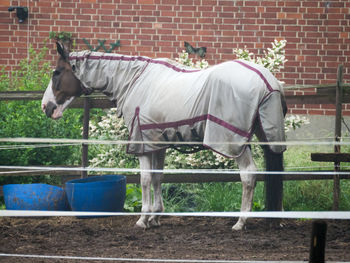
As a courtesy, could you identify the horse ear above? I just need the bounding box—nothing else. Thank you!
[56,42,67,60]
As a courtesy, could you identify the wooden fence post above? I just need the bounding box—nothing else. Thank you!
[333,65,343,211]
[81,97,90,178]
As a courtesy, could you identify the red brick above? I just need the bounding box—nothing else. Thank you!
[290,109,308,115]
[321,104,336,110]
[286,13,302,19]
[308,110,325,115]
[138,0,154,4]
[324,110,336,116]
[245,1,260,7]
[340,32,349,39]
[257,7,265,13]
[277,12,286,19]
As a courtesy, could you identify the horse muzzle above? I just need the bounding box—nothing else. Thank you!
[44,101,57,118]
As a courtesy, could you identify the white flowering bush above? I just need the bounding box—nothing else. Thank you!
[175,50,209,69]
[234,39,287,73]
[284,115,310,132]
[89,108,138,169]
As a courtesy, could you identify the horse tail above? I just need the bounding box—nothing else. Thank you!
[264,146,284,212]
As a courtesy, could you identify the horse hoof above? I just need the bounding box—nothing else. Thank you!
[148,217,161,228]
[135,219,149,229]
[232,223,244,231]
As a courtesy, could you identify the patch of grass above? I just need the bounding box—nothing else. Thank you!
[162,182,265,212]
[339,180,350,210]
[284,145,334,171]
[194,182,242,212]
[283,180,333,211]
[162,184,197,212]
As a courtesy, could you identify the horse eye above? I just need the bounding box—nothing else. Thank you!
[53,70,60,76]
[71,65,76,72]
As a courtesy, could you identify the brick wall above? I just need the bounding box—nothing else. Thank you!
[1,0,349,115]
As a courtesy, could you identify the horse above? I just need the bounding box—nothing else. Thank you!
[42,42,287,230]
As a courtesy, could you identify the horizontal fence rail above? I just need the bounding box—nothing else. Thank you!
[1,137,350,146]
[1,210,350,220]
[1,83,350,106]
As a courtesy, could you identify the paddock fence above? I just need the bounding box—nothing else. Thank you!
[1,67,350,209]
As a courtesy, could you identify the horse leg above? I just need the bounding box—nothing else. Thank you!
[148,149,166,227]
[232,147,257,231]
[136,154,153,229]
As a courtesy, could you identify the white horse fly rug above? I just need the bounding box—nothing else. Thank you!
[69,51,286,158]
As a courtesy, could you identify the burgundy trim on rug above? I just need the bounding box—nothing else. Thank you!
[139,114,250,139]
[126,107,145,154]
[233,60,274,92]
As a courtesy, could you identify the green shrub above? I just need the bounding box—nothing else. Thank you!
[0,44,51,92]
[0,44,83,187]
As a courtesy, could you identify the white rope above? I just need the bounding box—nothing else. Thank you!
[0,169,49,175]
[1,210,350,219]
[0,166,345,175]
[0,165,349,176]
[284,165,350,171]
[0,253,309,263]
[1,137,350,146]
[0,143,80,150]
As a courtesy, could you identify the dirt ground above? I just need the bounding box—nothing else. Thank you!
[0,216,349,262]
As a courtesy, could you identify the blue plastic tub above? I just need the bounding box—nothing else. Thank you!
[3,183,70,211]
[65,175,126,213]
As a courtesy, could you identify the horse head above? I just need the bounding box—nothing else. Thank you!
[41,42,91,119]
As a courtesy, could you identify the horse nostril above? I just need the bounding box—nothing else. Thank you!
[45,101,57,118]
[41,104,46,111]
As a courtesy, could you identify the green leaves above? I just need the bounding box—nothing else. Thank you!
[49,31,72,42]
[124,185,142,212]
[0,44,51,92]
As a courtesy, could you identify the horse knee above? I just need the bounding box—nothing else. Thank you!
[140,173,152,186]
[240,172,256,190]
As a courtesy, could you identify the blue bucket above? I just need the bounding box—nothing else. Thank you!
[65,175,126,213]
[3,183,70,211]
